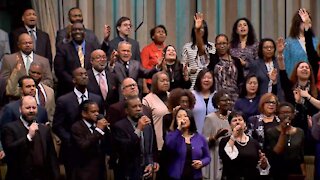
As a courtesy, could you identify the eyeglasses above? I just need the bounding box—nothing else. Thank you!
[93,56,107,60]
[265,101,277,105]
[123,83,137,89]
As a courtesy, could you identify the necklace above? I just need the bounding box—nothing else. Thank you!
[235,135,248,146]
[217,112,229,121]
[287,134,291,147]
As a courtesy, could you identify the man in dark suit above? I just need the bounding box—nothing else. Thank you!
[87,49,119,111]
[109,41,161,97]
[71,100,109,180]
[112,96,159,180]
[56,7,100,49]
[1,33,53,89]
[54,22,97,97]
[0,76,48,128]
[9,8,52,67]
[1,95,59,180]
[102,16,140,61]
[52,67,103,180]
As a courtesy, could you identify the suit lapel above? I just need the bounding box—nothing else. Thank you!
[116,61,127,79]
[38,126,47,158]
[79,120,92,134]
[69,43,81,67]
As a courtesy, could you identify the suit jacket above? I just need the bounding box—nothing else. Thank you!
[112,117,154,179]
[249,58,284,101]
[0,76,8,113]
[102,36,140,62]
[71,120,108,180]
[56,27,100,49]
[87,68,119,111]
[1,52,53,88]
[42,83,55,124]
[0,99,48,128]
[9,27,52,67]
[54,41,97,96]
[107,100,152,126]
[1,120,59,180]
[52,91,103,161]
[0,29,10,60]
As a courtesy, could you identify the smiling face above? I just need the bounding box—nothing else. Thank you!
[164,46,177,61]
[236,20,249,36]
[91,50,107,72]
[201,72,213,91]
[296,62,311,80]
[71,22,85,44]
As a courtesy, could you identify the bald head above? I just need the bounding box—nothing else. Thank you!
[20,95,37,122]
[18,33,34,55]
[90,49,107,72]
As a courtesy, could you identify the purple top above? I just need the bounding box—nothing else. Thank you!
[165,130,211,179]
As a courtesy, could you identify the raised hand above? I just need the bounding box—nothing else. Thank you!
[194,12,204,30]
[276,37,285,54]
[268,68,278,83]
[103,24,111,40]
[109,50,118,67]
[298,8,311,23]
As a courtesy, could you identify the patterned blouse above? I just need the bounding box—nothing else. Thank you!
[181,42,216,90]
[230,42,259,76]
[247,114,280,149]
[214,57,239,104]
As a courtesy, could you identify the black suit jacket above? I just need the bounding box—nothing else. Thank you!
[0,99,48,128]
[0,76,8,113]
[87,68,119,111]
[71,120,108,180]
[54,41,97,96]
[9,27,52,67]
[112,117,154,179]
[1,120,59,180]
[56,28,100,49]
[52,91,103,163]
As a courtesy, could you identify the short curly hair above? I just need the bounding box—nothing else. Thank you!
[167,88,196,112]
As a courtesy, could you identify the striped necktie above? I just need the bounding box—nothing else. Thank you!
[78,46,85,68]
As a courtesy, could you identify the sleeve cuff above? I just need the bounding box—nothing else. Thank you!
[257,159,271,175]
[95,128,105,135]
[224,142,239,160]
[27,134,33,141]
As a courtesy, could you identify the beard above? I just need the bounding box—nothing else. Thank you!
[22,113,36,122]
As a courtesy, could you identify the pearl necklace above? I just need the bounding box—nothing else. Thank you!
[235,135,249,146]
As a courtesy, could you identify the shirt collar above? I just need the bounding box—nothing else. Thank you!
[83,119,94,128]
[74,88,88,99]
[72,40,86,50]
[20,116,32,129]
[21,51,34,59]
[127,116,137,127]
[92,68,105,77]
[25,26,36,32]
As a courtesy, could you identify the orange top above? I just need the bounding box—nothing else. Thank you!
[141,42,165,84]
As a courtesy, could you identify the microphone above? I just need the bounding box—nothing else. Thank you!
[136,112,144,119]
[97,114,110,131]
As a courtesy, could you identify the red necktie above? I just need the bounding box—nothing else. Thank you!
[37,86,45,106]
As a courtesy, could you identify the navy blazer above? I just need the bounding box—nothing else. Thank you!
[87,68,119,111]
[249,58,284,101]
[71,119,108,180]
[54,41,97,96]
[9,27,52,67]
[1,120,59,180]
[52,91,103,145]
[56,28,100,49]
[112,117,154,179]
[0,99,48,128]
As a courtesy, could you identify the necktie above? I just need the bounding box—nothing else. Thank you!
[90,124,96,133]
[29,30,37,51]
[124,62,129,76]
[78,46,85,68]
[99,73,108,100]
[37,86,45,106]
[25,55,31,74]
[80,94,86,104]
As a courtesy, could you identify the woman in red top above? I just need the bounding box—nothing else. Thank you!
[141,25,167,94]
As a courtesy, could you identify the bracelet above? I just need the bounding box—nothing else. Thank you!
[230,135,236,141]
[307,96,312,101]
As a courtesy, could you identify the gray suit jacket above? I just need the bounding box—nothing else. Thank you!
[0,52,53,88]
[0,29,10,61]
